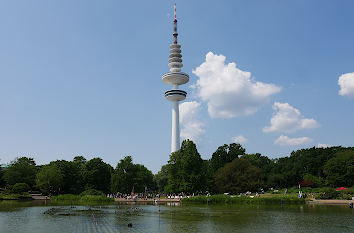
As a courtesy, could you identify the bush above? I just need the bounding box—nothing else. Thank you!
[80,189,104,196]
[51,194,80,201]
[181,194,305,205]
[316,187,353,200]
[12,183,30,193]
[51,194,113,202]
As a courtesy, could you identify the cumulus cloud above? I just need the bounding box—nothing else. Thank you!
[192,52,281,118]
[263,102,320,133]
[232,135,248,144]
[180,101,204,142]
[317,143,331,148]
[274,135,312,146]
[338,72,354,97]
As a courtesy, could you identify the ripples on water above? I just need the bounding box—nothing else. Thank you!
[0,201,353,233]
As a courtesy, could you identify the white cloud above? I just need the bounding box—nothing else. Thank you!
[317,143,331,148]
[274,135,312,146]
[338,72,354,97]
[192,52,281,118]
[263,102,320,133]
[179,101,204,142]
[232,135,248,144]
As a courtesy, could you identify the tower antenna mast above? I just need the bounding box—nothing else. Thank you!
[173,3,178,44]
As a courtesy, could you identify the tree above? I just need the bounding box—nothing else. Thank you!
[3,157,37,187]
[12,183,30,193]
[111,156,154,193]
[84,158,112,193]
[324,151,354,187]
[154,165,169,192]
[0,167,5,188]
[49,160,84,194]
[210,143,245,173]
[262,147,354,188]
[241,153,273,188]
[73,156,87,165]
[166,140,206,193]
[36,165,64,195]
[215,158,261,194]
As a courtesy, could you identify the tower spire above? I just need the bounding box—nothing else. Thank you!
[173,3,178,44]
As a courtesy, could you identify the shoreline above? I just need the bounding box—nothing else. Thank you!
[307,199,354,205]
[114,197,180,203]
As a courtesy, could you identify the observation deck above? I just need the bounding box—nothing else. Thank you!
[164,89,187,101]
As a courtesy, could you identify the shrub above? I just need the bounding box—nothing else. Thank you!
[181,194,305,205]
[50,194,113,202]
[315,187,353,199]
[12,183,30,193]
[80,189,104,196]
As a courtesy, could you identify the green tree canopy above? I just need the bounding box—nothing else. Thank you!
[215,158,261,194]
[264,147,354,188]
[12,183,30,193]
[36,164,64,195]
[3,157,37,187]
[167,140,206,193]
[49,160,84,194]
[111,156,154,193]
[84,158,112,193]
[210,143,245,173]
[73,156,87,165]
[324,151,354,187]
[154,164,169,192]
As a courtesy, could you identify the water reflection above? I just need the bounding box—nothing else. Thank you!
[0,201,353,233]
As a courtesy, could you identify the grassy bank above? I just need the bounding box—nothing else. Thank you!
[50,194,113,203]
[0,193,32,200]
[181,194,305,205]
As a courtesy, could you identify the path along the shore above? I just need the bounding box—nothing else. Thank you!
[308,199,354,205]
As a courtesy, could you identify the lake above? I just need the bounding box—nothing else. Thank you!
[0,201,353,233]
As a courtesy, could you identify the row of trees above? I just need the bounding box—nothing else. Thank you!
[1,141,353,195]
[157,140,354,194]
[0,156,153,195]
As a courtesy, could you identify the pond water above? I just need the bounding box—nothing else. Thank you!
[0,201,353,233]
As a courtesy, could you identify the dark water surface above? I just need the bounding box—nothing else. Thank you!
[0,201,353,233]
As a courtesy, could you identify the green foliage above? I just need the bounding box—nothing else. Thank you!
[166,140,206,193]
[303,174,326,187]
[80,189,104,196]
[48,160,85,194]
[324,151,354,187]
[73,156,87,165]
[0,168,5,188]
[154,165,169,192]
[269,147,352,188]
[210,143,245,173]
[181,194,305,205]
[36,164,64,195]
[12,183,30,193]
[51,194,80,201]
[267,173,287,188]
[111,156,154,193]
[0,193,32,200]
[51,194,113,202]
[3,157,37,187]
[84,158,112,193]
[79,195,112,202]
[215,158,261,194]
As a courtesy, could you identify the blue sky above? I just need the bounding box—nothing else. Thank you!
[1,0,354,173]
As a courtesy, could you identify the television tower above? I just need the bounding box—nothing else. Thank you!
[162,3,189,153]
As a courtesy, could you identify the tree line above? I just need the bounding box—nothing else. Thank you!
[0,140,353,195]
